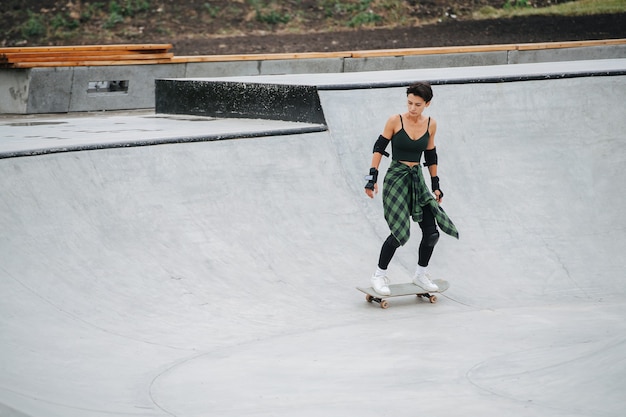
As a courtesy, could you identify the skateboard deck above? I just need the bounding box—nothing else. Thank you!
[357,279,449,309]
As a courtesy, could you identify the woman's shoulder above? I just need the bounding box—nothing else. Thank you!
[382,114,402,139]
[387,113,402,123]
[383,113,402,129]
[386,113,404,129]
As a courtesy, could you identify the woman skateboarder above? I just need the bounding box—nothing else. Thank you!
[364,82,458,296]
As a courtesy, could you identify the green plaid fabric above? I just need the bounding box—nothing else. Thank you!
[382,161,459,246]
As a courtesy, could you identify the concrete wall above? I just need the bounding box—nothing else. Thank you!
[0,64,187,114]
[509,44,626,64]
[155,80,326,124]
[1,42,624,114]
[154,59,626,125]
[0,69,30,114]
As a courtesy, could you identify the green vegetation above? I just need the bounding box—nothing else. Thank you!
[248,0,291,25]
[203,3,220,19]
[109,0,151,17]
[347,0,383,27]
[5,0,625,46]
[504,0,531,9]
[320,0,382,26]
[104,0,151,28]
[476,0,626,19]
[20,12,46,38]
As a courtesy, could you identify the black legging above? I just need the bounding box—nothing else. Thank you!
[378,207,438,270]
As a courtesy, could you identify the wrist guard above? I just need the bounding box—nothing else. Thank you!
[365,167,378,190]
[431,176,444,198]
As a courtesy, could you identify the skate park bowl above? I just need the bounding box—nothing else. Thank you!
[1,58,626,417]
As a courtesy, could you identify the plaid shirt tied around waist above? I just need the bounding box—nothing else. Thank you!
[382,161,459,246]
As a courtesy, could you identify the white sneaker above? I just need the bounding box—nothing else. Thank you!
[413,273,439,292]
[371,274,391,296]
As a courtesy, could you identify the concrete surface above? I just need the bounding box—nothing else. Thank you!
[1,41,624,114]
[154,59,626,124]
[171,58,626,89]
[0,112,325,158]
[1,61,625,417]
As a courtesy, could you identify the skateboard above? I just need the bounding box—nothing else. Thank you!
[357,279,449,309]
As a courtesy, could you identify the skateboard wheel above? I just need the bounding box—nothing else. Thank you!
[380,300,389,309]
[429,295,437,303]
[365,294,373,303]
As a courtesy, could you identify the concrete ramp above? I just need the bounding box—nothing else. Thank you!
[320,74,626,306]
[1,60,625,417]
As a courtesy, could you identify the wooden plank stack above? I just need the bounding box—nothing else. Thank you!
[1,39,624,69]
[0,44,173,68]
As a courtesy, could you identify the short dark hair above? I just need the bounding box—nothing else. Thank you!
[406,82,433,103]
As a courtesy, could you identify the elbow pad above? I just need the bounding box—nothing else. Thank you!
[423,147,438,166]
[373,135,390,157]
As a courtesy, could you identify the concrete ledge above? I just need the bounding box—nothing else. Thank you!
[154,59,626,122]
[0,64,187,114]
[155,79,326,124]
[1,39,625,114]
[0,112,327,159]
[68,64,186,112]
[509,44,626,64]
[3,59,625,159]
[344,51,508,72]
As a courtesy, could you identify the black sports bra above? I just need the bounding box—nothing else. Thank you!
[391,115,430,162]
